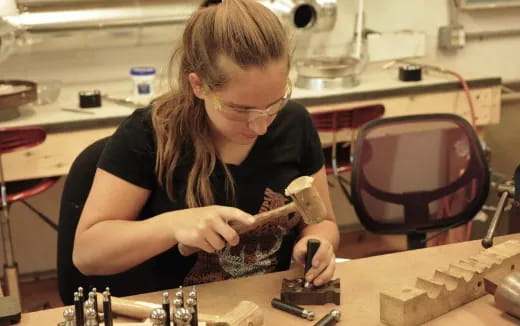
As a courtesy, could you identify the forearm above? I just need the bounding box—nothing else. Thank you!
[300,220,340,251]
[73,213,175,275]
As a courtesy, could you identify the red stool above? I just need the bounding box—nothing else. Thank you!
[310,104,385,203]
[0,127,59,304]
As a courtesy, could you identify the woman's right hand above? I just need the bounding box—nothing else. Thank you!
[167,205,255,253]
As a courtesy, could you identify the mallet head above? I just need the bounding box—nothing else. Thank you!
[285,176,327,224]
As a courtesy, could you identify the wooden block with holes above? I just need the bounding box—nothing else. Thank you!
[380,240,520,326]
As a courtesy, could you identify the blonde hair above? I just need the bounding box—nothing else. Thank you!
[152,0,290,207]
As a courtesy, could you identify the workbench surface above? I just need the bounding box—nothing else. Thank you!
[18,234,520,325]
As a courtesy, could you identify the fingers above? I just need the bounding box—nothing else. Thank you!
[310,242,333,272]
[209,206,254,248]
[292,240,307,266]
[213,218,240,246]
[311,255,336,287]
[218,206,255,225]
[211,206,254,246]
[305,243,332,280]
[176,206,255,254]
[193,206,254,253]
[196,240,216,254]
[204,229,227,251]
[291,238,335,286]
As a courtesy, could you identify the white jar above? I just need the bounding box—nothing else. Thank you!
[130,67,156,106]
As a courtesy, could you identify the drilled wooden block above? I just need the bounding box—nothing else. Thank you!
[281,278,340,305]
[380,240,520,326]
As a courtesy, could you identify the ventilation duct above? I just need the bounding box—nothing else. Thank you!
[0,0,337,56]
[5,0,337,33]
[258,0,337,32]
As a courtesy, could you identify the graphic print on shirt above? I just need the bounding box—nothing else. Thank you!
[183,187,301,285]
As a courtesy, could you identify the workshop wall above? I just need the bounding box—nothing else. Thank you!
[0,0,519,277]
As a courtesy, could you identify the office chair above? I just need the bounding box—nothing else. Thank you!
[58,136,175,304]
[310,104,385,204]
[350,113,489,250]
[57,137,109,304]
[0,127,60,304]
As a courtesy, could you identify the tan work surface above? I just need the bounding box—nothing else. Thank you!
[19,234,520,325]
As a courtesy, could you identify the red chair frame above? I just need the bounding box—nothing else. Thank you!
[310,104,385,203]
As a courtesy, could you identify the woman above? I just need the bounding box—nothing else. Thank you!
[73,0,339,296]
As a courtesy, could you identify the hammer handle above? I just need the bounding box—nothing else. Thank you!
[237,202,296,233]
[179,202,297,256]
[96,293,154,320]
[96,294,263,326]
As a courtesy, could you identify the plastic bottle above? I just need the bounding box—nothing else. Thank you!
[130,67,156,106]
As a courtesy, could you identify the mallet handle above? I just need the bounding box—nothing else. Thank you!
[179,202,296,256]
[235,202,296,233]
[96,294,263,326]
[96,293,154,320]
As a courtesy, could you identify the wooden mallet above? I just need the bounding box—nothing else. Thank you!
[178,175,328,256]
[95,294,263,326]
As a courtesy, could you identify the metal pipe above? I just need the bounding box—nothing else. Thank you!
[352,0,364,59]
[258,0,337,32]
[6,0,337,33]
[0,0,337,59]
[466,28,520,41]
[7,0,198,33]
[482,181,515,248]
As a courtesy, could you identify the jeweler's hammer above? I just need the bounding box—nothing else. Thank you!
[178,175,328,256]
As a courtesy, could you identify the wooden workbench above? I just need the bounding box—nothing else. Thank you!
[18,234,520,325]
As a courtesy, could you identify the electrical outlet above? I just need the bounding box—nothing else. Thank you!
[438,25,466,50]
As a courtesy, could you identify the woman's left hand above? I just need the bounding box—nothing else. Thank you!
[292,236,336,287]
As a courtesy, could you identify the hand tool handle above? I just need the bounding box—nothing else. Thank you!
[482,191,510,248]
[96,294,264,326]
[305,239,321,275]
[179,202,296,256]
[96,293,157,320]
[313,309,341,326]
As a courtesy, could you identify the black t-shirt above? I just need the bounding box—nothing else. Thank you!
[97,100,324,295]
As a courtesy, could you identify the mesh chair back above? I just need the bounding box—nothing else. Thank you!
[351,114,489,235]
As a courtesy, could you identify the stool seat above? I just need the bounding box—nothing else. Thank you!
[0,126,59,305]
[6,177,60,203]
